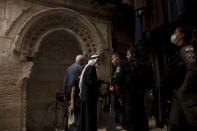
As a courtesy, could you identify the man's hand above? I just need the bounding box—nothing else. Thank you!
[99,98,104,103]
[109,86,114,92]
[69,103,74,111]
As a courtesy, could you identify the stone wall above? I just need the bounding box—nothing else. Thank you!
[0,0,113,130]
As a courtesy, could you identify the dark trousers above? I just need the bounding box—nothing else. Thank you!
[126,93,149,131]
[73,105,80,131]
[106,94,118,131]
[80,101,97,131]
[116,97,126,127]
[168,90,197,131]
[106,93,126,131]
[74,115,80,131]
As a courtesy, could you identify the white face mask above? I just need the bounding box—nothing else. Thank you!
[171,34,179,45]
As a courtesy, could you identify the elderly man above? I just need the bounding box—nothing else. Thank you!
[63,55,85,100]
[79,55,101,131]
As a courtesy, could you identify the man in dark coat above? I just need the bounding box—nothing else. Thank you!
[79,55,101,131]
[125,48,153,131]
[108,52,127,131]
[168,26,197,131]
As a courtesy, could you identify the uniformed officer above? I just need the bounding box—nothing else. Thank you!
[109,52,127,130]
[168,26,197,131]
[111,52,128,96]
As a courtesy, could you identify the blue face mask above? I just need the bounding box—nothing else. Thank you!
[171,34,179,45]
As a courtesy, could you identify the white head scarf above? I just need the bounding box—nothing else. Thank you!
[79,55,100,97]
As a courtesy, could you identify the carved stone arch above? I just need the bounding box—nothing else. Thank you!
[29,27,86,59]
[13,8,107,131]
[13,7,104,59]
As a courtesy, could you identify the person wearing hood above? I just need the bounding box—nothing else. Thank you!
[79,55,102,131]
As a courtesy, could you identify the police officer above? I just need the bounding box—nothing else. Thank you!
[125,48,152,131]
[168,26,197,131]
[110,52,127,130]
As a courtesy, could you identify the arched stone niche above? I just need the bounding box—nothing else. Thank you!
[26,29,83,131]
[12,7,106,131]
[13,7,104,60]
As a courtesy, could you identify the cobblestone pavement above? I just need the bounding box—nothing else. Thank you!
[98,118,167,131]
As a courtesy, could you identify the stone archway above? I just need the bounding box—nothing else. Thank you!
[12,8,105,131]
[27,29,82,131]
[13,8,104,59]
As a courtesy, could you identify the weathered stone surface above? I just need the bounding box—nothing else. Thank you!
[28,0,114,18]
[25,29,82,131]
[0,0,113,130]
[0,63,22,130]
[0,117,21,129]
[0,0,6,37]
[5,0,30,34]
[0,0,6,20]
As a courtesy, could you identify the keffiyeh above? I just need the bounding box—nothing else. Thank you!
[79,55,100,96]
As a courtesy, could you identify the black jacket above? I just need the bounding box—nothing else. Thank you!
[174,44,197,126]
[127,59,153,94]
[80,65,101,102]
[179,44,197,91]
[112,60,128,95]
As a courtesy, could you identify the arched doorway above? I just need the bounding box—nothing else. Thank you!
[12,8,105,131]
[26,30,81,131]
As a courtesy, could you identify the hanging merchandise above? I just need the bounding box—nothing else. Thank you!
[133,0,148,46]
[143,0,165,32]
[134,13,151,46]
[113,3,135,34]
[133,0,165,46]
[135,15,143,46]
